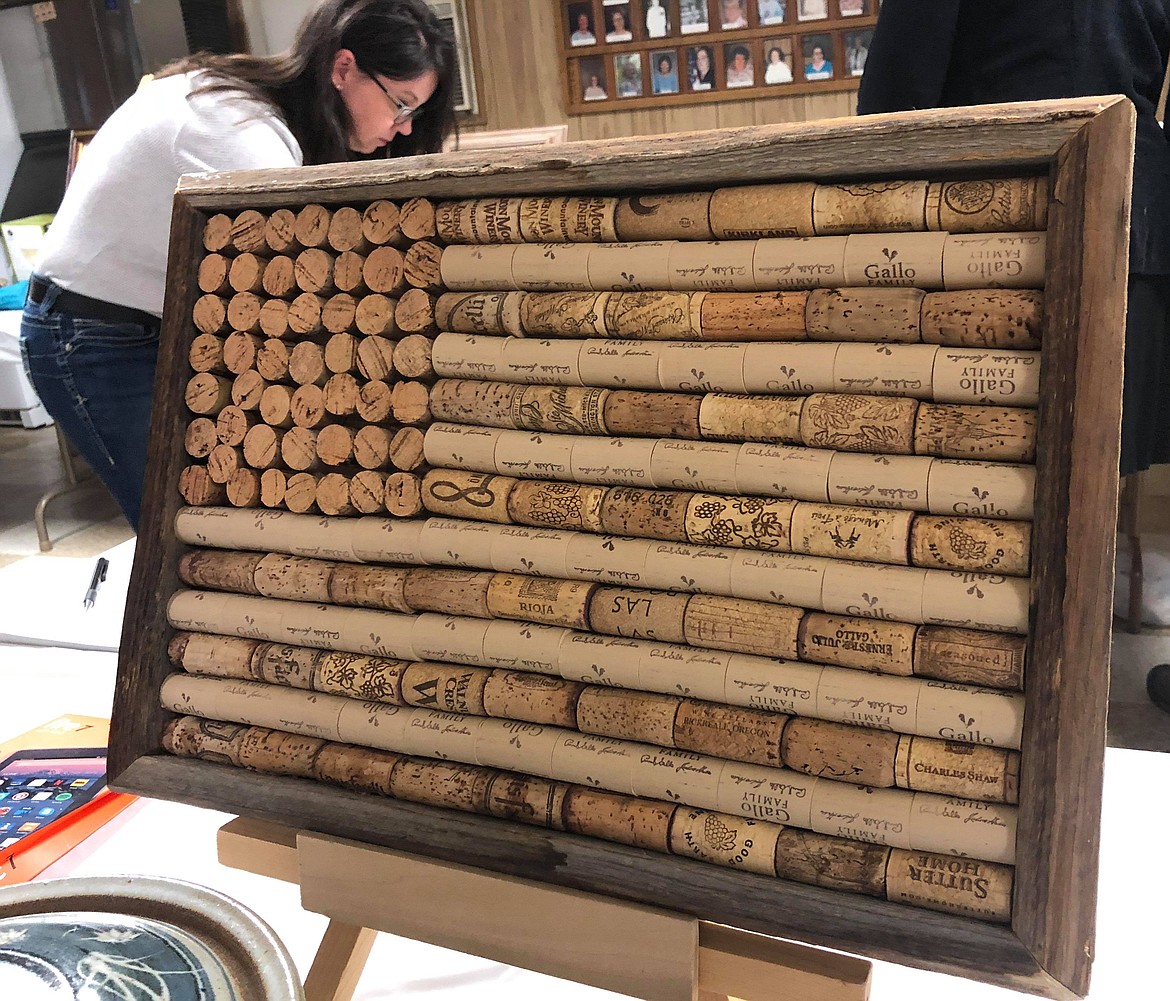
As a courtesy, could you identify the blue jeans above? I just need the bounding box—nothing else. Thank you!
[20,278,159,530]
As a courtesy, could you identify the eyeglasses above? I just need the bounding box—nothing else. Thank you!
[363,69,425,125]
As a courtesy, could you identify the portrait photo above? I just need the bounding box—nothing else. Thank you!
[844,28,872,76]
[687,44,717,90]
[797,0,829,21]
[762,37,795,84]
[567,2,597,46]
[680,0,710,34]
[724,43,754,88]
[757,0,787,26]
[615,52,644,97]
[651,49,681,93]
[801,33,834,79]
[645,0,671,38]
[603,1,634,42]
[720,0,749,29]
[838,0,868,16]
[579,56,608,101]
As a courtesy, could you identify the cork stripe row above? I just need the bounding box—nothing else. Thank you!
[159,675,1018,867]
[174,548,1027,689]
[434,177,1048,244]
[168,628,1020,804]
[164,716,1014,923]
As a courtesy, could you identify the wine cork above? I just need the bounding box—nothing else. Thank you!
[494,430,574,479]
[168,631,259,676]
[843,232,947,289]
[669,809,779,876]
[739,342,838,394]
[774,828,889,897]
[363,246,406,295]
[800,393,919,455]
[657,342,750,394]
[391,381,431,425]
[709,183,816,239]
[361,199,402,247]
[598,487,689,542]
[354,294,397,337]
[576,687,680,747]
[163,717,246,763]
[698,394,803,444]
[207,443,243,484]
[699,292,809,341]
[464,197,521,243]
[520,195,618,243]
[812,181,930,235]
[395,288,438,334]
[587,588,687,643]
[322,293,358,334]
[565,534,652,586]
[313,743,402,796]
[435,291,524,336]
[910,516,1031,576]
[597,394,699,441]
[189,332,226,375]
[353,382,391,425]
[483,671,584,727]
[193,294,229,335]
[315,424,355,467]
[241,424,283,470]
[294,205,331,248]
[487,575,594,630]
[508,480,606,532]
[586,242,677,292]
[570,435,657,488]
[784,716,901,788]
[421,469,516,522]
[481,616,572,674]
[752,237,847,290]
[198,254,231,295]
[290,384,327,429]
[667,241,756,291]
[519,291,608,337]
[390,757,491,814]
[895,736,1020,803]
[326,206,371,254]
[827,452,932,511]
[404,241,444,292]
[671,700,775,768]
[329,563,410,611]
[484,771,570,830]
[920,290,1043,349]
[258,299,291,339]
[430,335,509,383]
[943,232,1046,290]
[355,335,395,381]
[423,422,500,471]
[931,347,1040,407]
[684,594,802,658]
[602,291,698,340]
[255,339,290,383]
[289,341,329,387]
[913,402,1036,462]
[333,251,367,295]
[439,246,519,291]
[799,613,915,675]
[215,405,257,447]
[734,444,833,503]
[350,470,388,514]
[230,209,267,254]
[403,567,492,617]
[577,340,661,388]
[928,176,1048,233]
[563,787,674,852]
[228,252,266,294]
[918,572,1029,635]
[351,426,392,470]
[400,197,436,241]
[389,427,426,471]
[288,292,325,336]
[231,371,268,412]
[729,550,827,609]
[227,292,266,334]
[629,747,724,807]
[820,561,926,624]
[312,650,405,703]
[178,464,227,505]
[178,549,261,593]
[251,554,331,603]
[385,472,424,516]
[913,626,1026,689]
[202,213,233,253]
[322,333,358,375]
[884,849,1012,922]
[221,331,262,376]
[685,493,796,551]
[393,335,434,380]
[614,192,713,241]
[257,386,294,432]
[808,778,914,849]
[264,209,300,255]
[280,426,319,471]
[400,663,490,715]
[323,374,359,417]
[643,540,734,595]
[185,373,233,416]
[806,288,926,344]
[650,440,738,493]
[185,418,218,459]
[511,243,593,291]
[259,468,286,508]
[284,472,319,513]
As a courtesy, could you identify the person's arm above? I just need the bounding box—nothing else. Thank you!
[856,0,962,113]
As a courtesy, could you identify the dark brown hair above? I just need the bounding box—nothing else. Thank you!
[160,0,457,164]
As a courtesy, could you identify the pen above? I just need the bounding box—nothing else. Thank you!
[83,557,109,610]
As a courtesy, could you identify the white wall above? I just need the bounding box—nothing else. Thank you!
[129,0,191,74]
[0,6,67,135]
[239,0,322,56]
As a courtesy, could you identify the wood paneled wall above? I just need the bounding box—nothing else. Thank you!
[464,0,856,142]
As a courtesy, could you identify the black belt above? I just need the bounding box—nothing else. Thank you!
[28,276,158,328]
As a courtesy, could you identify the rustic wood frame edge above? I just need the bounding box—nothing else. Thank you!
[111,95,1135,999]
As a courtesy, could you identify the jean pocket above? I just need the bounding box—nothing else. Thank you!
[65,317,160,351]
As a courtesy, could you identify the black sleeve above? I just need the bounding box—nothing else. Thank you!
[856,0,963,113]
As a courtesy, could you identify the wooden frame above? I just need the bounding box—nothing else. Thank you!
[557,0,877,114]
[110,96,1133,999]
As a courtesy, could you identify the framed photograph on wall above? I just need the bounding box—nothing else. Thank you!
[719,0,749,29]
[644,0,671,38]
[724,41,755,87]
[844,28,872,76]
[603,0,635,42]
[838,0,869,16]
[757,0,788,25]
[650,48,681,93]
[567,1,598,46]
[679,0,710,34]
[578,55,609,100]
[796,0,828,21]
[801,32,834,79]
[762,37,795,84]
[686,43,717,90]
[615,51,645,96]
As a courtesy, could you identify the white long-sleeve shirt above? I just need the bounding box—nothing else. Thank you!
[37,71,302,316]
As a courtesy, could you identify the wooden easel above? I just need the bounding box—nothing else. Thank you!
[217,818,873,1001]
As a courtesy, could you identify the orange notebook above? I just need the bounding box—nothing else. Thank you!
[0,715,136,886]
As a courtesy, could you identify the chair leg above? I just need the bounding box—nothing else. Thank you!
[34,425,92,552]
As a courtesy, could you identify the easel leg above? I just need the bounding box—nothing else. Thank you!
[303,920,377,1001]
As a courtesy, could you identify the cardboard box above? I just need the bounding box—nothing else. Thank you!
[1,213,53,282]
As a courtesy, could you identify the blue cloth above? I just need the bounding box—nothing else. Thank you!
[20,275,158,528]
[652,70,679,93]
[0,280,28,311]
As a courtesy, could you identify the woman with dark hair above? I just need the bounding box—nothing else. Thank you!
[21,0,456,530]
